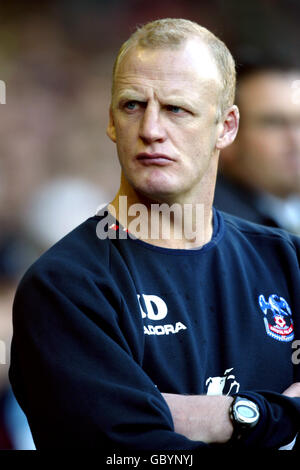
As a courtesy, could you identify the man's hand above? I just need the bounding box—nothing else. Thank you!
[162,393,234,444]
[282,382,300,398]
[279,382,300,450]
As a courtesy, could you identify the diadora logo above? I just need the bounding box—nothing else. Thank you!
[138,295,168,321]
[137,294,187,336]
[258,294,294,342]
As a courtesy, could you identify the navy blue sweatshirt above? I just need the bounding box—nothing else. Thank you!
[9,209,300,450]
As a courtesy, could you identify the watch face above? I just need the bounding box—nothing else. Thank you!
[232,397,260,427]
[236,404,257,419]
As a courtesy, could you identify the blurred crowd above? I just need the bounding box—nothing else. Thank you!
[0,0,300,450]
[214,47,300,233]
[0,5,121,449]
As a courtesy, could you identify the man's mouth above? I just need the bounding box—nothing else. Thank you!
[136,153,175,166]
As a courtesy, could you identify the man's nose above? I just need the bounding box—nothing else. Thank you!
[287,119,300,141]
[139,105,166,143]
[285,121,300,147]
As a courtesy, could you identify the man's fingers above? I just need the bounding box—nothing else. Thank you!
[283,382,300,397]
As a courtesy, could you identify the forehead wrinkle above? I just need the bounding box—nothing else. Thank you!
[114,75,220,105]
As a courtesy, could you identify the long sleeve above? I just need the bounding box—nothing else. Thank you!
[9,260,205,451]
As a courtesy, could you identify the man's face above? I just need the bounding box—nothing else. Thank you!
[107,39,227,203]
[231,72,300,197]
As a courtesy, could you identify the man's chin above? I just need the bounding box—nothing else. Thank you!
[134,180,186,203]
[123,171,188,203]
[128,178,180,203]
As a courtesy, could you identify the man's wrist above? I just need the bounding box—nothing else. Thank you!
[163,393,234,444]
[185,394,234,444]
[206,395,234,444]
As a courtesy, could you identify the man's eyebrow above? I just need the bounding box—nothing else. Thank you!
[162,95,198,110]
[115,90,145,103]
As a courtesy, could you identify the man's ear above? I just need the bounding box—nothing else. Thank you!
[216,105,239,150]
[106,106,117,143]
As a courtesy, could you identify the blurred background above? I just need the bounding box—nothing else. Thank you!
[0,0,300,449]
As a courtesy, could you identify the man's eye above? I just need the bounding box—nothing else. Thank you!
[166,105,184,114]
[124,101,139,110]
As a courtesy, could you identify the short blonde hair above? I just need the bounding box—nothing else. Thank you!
[112,18,236,118]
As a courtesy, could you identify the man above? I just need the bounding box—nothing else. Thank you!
[9,19,300,451]
[214,52,300,234]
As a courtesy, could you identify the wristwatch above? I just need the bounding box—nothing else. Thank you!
[229,395,260,440]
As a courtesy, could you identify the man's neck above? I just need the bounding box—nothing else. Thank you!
[109,181,214,250]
